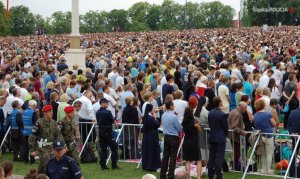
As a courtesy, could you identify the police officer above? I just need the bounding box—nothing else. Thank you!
[10,100,23,161]
[45,140,83,179]
[29,105,64,173]
[57,105,80,165]
[21,100,38,164]
[96,98,119,170]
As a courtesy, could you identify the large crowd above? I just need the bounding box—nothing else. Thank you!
[0,26,300,179]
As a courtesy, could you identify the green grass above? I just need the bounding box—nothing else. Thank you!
[0,153,277,179]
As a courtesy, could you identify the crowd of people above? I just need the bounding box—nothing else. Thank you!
[0,26,300,178]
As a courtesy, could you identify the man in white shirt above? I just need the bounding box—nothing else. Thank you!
[173,90,188,123]
[108,67,116,82]
[261,88,271,111]
[74,90,96,121]
[73,90,96,142]
[20,81,29,101]
[231,64,244,82]
[259,70,274,88]
[108,67,119,89]
[103,85,117,119]
[105,79,119,102]
[245,60,256,73]
[3,87,24,117]
[218,77,230,114]
[115,69,124,88]
[272,63,283,86]
[99,56,108,74]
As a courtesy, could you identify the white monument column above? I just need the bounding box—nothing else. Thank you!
[65,0,86,69]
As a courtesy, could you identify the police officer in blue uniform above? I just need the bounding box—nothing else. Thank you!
[21,100,38,164]
[96,98,119,170]
[10,100,23,161]
[45,140,83,179]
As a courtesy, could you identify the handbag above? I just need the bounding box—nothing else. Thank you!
[282,104,289,113]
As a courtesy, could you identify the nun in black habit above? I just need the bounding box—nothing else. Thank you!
[142,103,161,171]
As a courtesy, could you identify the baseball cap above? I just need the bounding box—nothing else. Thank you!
[53,140,65,150]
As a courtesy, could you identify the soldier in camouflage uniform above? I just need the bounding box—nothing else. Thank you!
[29,105,64,173]
[57,105,80,165]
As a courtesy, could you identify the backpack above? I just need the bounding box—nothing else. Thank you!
[80,142,97,163]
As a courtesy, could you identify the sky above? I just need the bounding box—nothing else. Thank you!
[2,0,240,18]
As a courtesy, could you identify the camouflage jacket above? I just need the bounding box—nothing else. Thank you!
[57,117,76,144]
[29,118,64,152]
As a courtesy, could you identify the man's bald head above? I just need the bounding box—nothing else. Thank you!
[175,171,190,179]
[141,174,157,179]
[238,101,248,113]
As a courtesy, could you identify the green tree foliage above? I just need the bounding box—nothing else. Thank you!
[2,0,238,36]
[160,0,181,30]
[10,5,35,36]
[145,5,161,30]
[50,11,71,34]
[128,2,151,23]
[128,2,151,31]
[34,14,52,34]
[80,10,109,33]
[244,0,300,26]
[0,1,11,36]
[200,1,235,28]
[107,9,129,31]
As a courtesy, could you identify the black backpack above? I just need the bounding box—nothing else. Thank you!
[80,142,97,163]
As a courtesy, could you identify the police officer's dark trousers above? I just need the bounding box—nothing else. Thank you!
[99,135,117,168]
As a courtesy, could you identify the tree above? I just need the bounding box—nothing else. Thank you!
[34,14,52,34]
[145,5,161,30]
[128,2,151,31]
[107,9,129,31]
[51,11,71,34]
[81,10,109,33]
[0,1,11,36]
[200,1,235,28]
[177,2,204,29]
[160,0,181,30]
[10,5,35,36]
[245,0,300,26]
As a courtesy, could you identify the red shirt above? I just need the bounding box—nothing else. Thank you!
[35,78,45,100]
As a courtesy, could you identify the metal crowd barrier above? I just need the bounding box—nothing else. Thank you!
[1,121,299,179]
[240,131,300,179]
[173,128,300,178]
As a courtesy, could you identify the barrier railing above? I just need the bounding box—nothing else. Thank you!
[241,131,300,179]
[1,121,299,179]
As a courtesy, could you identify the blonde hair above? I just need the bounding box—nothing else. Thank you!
[59,93,68,102]
[0,88,7,97]
[125,96,133,105]
[173,90,183,99]
[46,81,55,89]
[254,99,266,111]
[165,94,174,103]
[85,68,92,73]
[255,87,263,97]
[143,92,152,101]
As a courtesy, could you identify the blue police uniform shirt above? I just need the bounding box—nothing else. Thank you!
[46,155,82,179]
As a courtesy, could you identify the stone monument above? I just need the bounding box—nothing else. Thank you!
[65,0,86,70]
